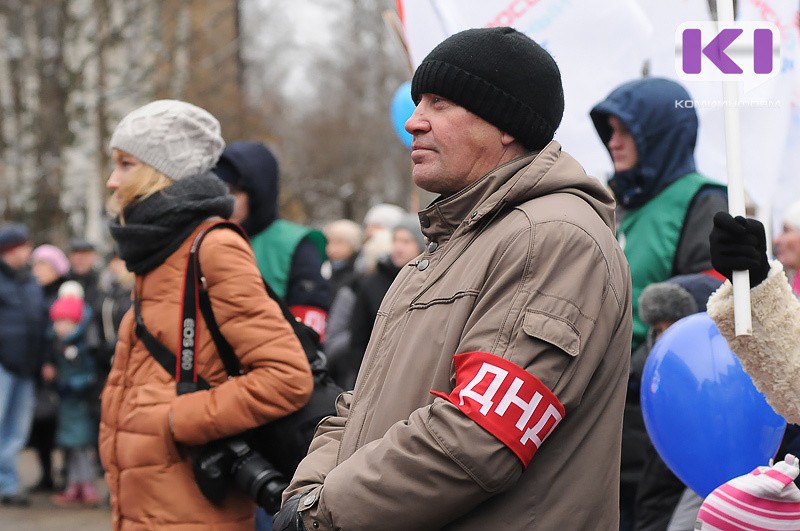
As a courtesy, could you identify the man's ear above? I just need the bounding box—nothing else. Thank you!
[500,131,517,146]
[500,131,528,158]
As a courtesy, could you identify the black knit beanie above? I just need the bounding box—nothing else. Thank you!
[411,27,564,151]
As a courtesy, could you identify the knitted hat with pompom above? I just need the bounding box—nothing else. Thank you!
[696,454,800,530]
[50,280,85,324]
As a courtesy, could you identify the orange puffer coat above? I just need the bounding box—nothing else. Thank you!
[99,221,313,530]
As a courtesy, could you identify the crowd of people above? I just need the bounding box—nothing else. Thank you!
[0,232,132,508]
[0,24,799,531]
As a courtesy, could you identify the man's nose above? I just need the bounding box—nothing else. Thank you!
[405,106,427,135]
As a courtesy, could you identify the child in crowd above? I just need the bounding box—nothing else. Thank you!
[49,281,99,507]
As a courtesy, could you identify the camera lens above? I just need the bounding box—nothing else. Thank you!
[231,451,289,514]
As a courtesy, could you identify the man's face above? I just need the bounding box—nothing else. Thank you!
[405,94,520,195]
[774,223,800,270]
[607,115,638,172]
[390,228,422,268]
[325,235,355,262]
[32,261,59,286]
[1,243,32,270]
[53,319,77,339]
[651,320,674,343]
[69,250,98,275]
[228,185,249,224]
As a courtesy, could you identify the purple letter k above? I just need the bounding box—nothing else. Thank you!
[682,28,743,74]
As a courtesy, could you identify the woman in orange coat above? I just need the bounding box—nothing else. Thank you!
[99,100,313,530]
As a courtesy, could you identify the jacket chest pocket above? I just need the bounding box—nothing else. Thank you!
[402,289,481,361]
[409,289,481,311]
[522,309,581,358]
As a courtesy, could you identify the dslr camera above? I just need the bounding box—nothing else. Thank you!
[192,437,288,514]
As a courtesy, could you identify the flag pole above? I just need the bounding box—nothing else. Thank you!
[717,0,752,336]
[384,6,420,212]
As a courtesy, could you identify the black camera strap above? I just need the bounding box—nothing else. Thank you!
[133,221,250,396]
[133,292,210,392]
[191,221,245,379]
[191,222,329,378]
[135,219,327,396]
[176,244,202,394]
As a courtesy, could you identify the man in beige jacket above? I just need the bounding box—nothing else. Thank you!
[275,27,633,530]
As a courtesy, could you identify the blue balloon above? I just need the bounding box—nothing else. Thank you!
[641,312,785,498]
[390,81,415,149]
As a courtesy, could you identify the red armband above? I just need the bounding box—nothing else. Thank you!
[290,305,327,342]
[431,351,565,467]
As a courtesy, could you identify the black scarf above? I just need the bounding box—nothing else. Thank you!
[109,172,234,275]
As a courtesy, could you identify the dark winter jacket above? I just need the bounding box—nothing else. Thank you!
[97,269,132,372]
[326,256,359,304]
[331,257,400,390]
[214,142,330,310]
[68,267,103,359]
[54,307,97,448]
[348,257,400,360]
[629,273,722,530]
[0,260,49,377]
[41,277,67,365]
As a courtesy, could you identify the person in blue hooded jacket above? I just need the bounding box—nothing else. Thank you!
[590,77,727,530]
[591,78,727,353]
[213,142,330,340]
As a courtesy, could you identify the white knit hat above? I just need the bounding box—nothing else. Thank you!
[783,199,800,231]
[109,100,225,181]
[57,280,84,300]
[695,454,800,530]
[363,203,405,229]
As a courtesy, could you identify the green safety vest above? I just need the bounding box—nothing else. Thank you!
[619,173,724,350]
[250,219,327,299]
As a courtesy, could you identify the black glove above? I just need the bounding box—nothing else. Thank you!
[709,211,770,287]
[272,492,307,531]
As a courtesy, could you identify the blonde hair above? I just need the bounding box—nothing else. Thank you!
[324,219,363,253]
[107,149,174,222]
[360,228,392,274]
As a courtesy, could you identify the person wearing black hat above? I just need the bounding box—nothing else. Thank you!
[66,237,101,349]
[66,238,100,309]
[627,273,722,531]
[0,224,50,506]
[65,237,104,451]
[275,27,632,530]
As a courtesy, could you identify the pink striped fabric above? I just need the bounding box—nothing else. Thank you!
[696,454,800,530]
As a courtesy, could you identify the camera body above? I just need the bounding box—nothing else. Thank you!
[192,437,288,515]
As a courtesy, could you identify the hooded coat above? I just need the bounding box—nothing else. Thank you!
[283,142,632,530]
[591,77,727,351]
[214,142,329,310]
